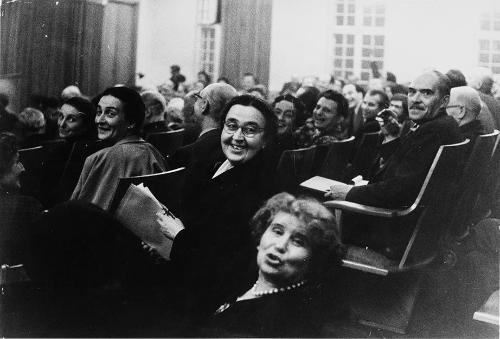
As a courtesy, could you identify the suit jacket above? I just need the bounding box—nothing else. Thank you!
[169,128,224,169]
[71,135,167,210]
[460,120,483,145]
[347,112,463,208]
[170,152,276,313]
[479,92,500,130]
[343,112,463,257]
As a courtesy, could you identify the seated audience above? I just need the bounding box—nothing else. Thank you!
[325,70,463,258]
[0,132,42,265]
[342,83,365,136]
[156,95,278,316]
[165,97,185,129]
[0,101,18,133]
[271,94,304,152]
[296,85,320,126]
[170,83,237,168]
[248,84,268,100]
[446,86,485,142]
[468,67,500,131]
[201,193,345,337]
[140,90,169,136]
[356,89,390,138]
[294,90,349,148]
[30,95,60,140]
[58,96,97,142]
[17,107,48,148]
[389,93,413,137]
[240,72,258,93]
[71,86,168,210]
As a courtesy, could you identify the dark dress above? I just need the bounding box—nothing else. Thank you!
[170,151,278,314]
[170,128,224,169]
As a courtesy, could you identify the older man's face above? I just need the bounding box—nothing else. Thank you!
[408,73,448,122]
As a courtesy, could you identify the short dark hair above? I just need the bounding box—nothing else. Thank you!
[220,94,277,143]
[318,90,349,118]
[273,94,306,118]
[367,89,390,109]
[391,93,409,119]
[446,69,467,89]
[243,72,258,84]
[96,86,145,134]
[250,192,343,282]
[63,96,97,139]
[0,132,18,177]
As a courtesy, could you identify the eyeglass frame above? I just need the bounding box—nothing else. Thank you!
[223,120,265,138]
[446,104,463,110]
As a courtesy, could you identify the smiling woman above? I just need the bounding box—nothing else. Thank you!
[58,96,97,142]
[71,86,168,210]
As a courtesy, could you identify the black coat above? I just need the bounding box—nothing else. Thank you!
[169,128,224,169]
[343,113,463,257]
[171,151,277,313]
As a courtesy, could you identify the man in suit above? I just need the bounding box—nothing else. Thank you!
[342,83,364,136]
[325,70,463,257]
[469,67,500,130]
[446,86,484,143]
[355,89,390,138]
[170,83,238,168]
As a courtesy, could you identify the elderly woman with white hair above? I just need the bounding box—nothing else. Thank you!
[140,90,169,136]
[16,107,47,148]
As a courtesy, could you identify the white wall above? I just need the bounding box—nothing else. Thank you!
[269,0,331,91]
[136,0,198,88]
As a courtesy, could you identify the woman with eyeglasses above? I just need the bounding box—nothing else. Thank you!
[156,94,278,319]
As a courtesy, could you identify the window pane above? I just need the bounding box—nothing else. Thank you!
[481,20,490,30]
[210,40,215,49]
[345,71,353,77]
[494,21,500,31]
[347,16,355,25]
[493,41,500,51]
[363,35,371,45]
[362,48,371,57]
[374,48,384,57]
[480,39,490,50]
[479,53,490,63]
[363,17,372,26]
[337,16,344,25]
[375,17,385,27]
[347,35,354,44]
[334,59,343,68]
[345,59,354,68]
[346,47,354,56]
[335,34,343,44]
[492,54,500,63]
[348,4,355,13]
[335,47,343,56]
[361,72,370,81]
[334,70,342,77]
[362,60,371,69]
[492,66,500,74]
[375,35,384,46]
[337,3,344,13]
[210,29,215,38]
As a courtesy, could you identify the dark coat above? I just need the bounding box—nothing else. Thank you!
[459,119,483,145]
[171,151,277,313]
[343,112,463,257]
[347,112,463,208]
[169,128,224,169]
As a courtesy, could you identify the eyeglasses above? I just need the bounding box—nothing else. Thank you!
[193,92,203,100]
[446,105,463,110]
[223,120,265,138]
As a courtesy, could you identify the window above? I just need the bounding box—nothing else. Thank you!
[363,2,385,27]
[332,33,355,78]
[198,25,220,79]
[361,34,385,76]
[335,0,356,27]
[480,11,500,31]
[477,39,500,74]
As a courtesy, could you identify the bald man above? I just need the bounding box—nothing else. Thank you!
[446,86,484,142]
[170,83,238,168]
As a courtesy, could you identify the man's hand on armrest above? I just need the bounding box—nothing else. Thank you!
[324,182,354,200]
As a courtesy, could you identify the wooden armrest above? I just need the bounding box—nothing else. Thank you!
[324,200,401,218]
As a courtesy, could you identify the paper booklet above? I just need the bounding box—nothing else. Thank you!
[115,183,173,260]
[300,175,369,193]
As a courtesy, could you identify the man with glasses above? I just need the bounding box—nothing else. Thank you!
[170,83,238,168]
[446,86,484,143]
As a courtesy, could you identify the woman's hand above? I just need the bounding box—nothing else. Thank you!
[156,210,185,240]
[324,182,353,200]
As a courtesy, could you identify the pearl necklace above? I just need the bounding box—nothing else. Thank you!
[251,280,307,296]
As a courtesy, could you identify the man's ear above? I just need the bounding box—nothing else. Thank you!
[201,99,210,116]
[457,105,466,119]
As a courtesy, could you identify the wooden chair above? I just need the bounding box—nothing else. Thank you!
[448,130,499,238]
[109,167,186,215]
[319,136,355,180]
[324,140,470,334]
[146,129,185,158]
[18,146,45,201]
[345,132,380,181]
